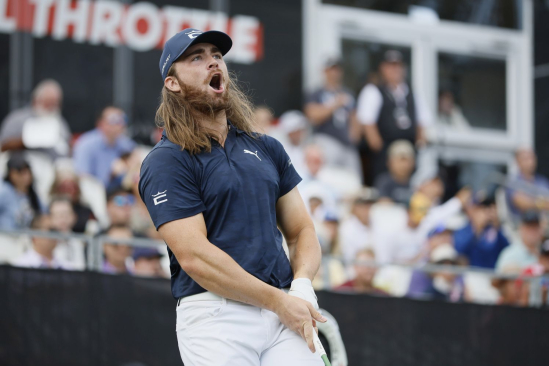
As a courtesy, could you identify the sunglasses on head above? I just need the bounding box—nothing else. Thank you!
[106,113,128,126]
[112,195,135,207]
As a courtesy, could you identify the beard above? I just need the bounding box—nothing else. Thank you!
[176,76,230,116]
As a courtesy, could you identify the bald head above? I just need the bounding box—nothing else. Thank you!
[515,147,537,177]
[32,79,63,115]
[304,145,324,177]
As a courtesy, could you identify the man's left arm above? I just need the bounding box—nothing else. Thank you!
[276,187,321,282]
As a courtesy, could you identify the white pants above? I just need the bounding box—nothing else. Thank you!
[176,292,323,366]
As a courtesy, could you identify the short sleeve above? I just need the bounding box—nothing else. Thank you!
[139,147,206,230]
[414,94,432,127]
[305,90,322,105]
[356,84,383,125]
[262,136,302,198]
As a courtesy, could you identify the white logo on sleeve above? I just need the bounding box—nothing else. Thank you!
[244,149,261,161]
[185,30,202,39]
[152,190,168,205]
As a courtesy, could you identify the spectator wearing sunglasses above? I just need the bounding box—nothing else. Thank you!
[73,107,136,187]
[106,189,135,228]
[0,153,43,230]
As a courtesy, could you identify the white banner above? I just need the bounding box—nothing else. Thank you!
[0,0,263,64]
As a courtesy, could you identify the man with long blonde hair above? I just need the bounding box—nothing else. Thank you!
[139,29,325,365]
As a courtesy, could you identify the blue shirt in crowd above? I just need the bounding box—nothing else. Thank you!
[0,181,37,230]
[506,173,549,216]
[73,129,135,186]
[453,223,510,269]
[139,121,302,299]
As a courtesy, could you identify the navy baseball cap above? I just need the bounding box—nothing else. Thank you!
[133,247,164,261]
[159,28,233,80]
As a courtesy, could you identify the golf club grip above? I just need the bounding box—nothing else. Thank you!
[313,331,332,366]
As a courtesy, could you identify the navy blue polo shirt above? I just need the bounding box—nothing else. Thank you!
[139,121,301,299]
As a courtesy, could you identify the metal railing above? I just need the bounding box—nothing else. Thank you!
[1,229,548,307]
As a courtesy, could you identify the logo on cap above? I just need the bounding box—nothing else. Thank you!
[185,30,202,39]
[161,54,171,76]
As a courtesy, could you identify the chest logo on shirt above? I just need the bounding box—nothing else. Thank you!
[152,190,168,205]
[243,149,261,161]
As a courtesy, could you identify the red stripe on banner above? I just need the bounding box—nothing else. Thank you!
[47,1,55,34]
[254,23,264,61]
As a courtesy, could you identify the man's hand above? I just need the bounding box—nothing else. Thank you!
[274,293,327,353]
[288,278,319,310]
[455,187,472,207]
[364,124,383,152]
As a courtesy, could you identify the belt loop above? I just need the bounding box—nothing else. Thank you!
[177,297,182,306]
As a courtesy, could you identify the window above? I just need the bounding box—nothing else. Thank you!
[437,53,506,132]
[341,39,412,95]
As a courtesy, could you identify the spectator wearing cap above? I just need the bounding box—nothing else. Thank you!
[73,106,136,187]
[274,110,309,177]
[356,50,431,180]
[496,210,543,271]
[12,214,72,269]
[339,188,376,269]
[506,148,549,218]
[454,193,509,269]
[336,249,387,295]
[517,239,549,306]
[132,247,168,278]
[0,79,71,159]
[102,225,134,274]
[374,140,415,204]
[304,57,362,175]
[407,243,466,302]
[0,153,43,230]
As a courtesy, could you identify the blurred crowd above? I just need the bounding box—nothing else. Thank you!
[1,51,549,306]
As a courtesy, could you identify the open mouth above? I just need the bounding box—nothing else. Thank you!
[209,73,224,93]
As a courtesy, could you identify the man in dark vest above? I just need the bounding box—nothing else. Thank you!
[356,50,431,180]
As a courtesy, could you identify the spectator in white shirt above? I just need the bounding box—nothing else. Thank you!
[275,110,309,177]
[49,197,86,270]
[0,79,71,159]
[339,188,377,269]
[374,187,471,265]
[299,145,337,221]
[356,50,431,179]
[12,214,72,270]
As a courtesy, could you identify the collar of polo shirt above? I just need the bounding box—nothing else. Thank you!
[227,119,245,135]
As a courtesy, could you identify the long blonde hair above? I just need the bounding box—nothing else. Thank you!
[155,66,258,154]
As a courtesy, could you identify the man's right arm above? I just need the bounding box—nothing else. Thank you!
[158,214,326,352]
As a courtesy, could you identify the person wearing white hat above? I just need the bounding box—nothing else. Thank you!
[407,241,466,302]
